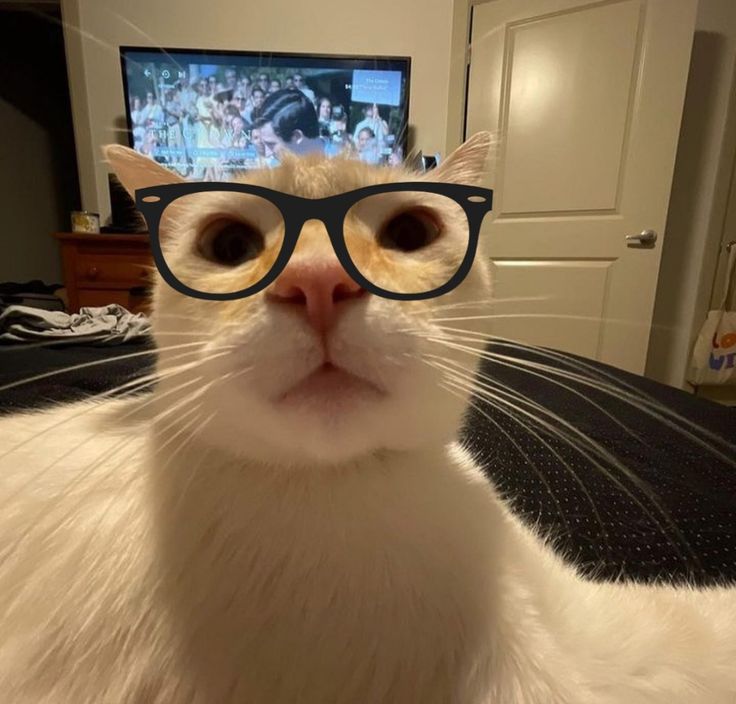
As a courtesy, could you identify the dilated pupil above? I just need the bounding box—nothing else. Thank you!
[378,211,440,252]
[209,221,264,265]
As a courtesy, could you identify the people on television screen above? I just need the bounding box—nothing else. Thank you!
[193,80,222,179]
[292,73,316,102]
[224,68,237,90]
[251,126,266,158]
[237,75,252,100]
[388,147,404,167]
[162,88,187,175]
[176,73,198,114]
[317,97,332,137]
[232,93,250,124]
[129,60,405,175]
[246,88,266,124]
[130,95,145,150]
[138,91,164,131]
[253,88,325,159]
[356,126,381,165]
[353,103,388,148]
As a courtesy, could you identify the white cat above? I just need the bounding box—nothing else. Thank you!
[0,133,734,703]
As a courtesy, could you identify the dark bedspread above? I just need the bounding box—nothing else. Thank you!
[0,339,734,585]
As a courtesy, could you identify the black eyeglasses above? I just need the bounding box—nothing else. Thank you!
[135,181,493,302]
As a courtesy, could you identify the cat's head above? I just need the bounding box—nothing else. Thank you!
[106,134,493,467]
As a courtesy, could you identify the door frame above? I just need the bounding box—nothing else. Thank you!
[446,0,474,152]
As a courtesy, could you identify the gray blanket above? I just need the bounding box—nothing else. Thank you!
[0,304,151,344]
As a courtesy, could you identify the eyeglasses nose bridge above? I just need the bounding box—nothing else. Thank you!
[291,216,336,252]
[287,198,347,249]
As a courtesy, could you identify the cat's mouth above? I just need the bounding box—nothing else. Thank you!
[275,362,386,408]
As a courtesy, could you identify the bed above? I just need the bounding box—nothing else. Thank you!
[0,338,734,586]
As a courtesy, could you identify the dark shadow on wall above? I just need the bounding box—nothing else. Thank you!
[0,5,80,284]
[646,30,731,387]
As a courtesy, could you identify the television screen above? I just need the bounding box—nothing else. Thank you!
[120,47,411,181]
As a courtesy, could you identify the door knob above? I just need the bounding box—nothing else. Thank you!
[626,229,657,247]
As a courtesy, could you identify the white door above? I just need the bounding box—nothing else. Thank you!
[465,0,697,373]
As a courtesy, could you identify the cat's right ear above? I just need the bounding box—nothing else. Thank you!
[431,131,496,185]
[102,144,183,198]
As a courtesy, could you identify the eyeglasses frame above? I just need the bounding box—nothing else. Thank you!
[135,181,494,302]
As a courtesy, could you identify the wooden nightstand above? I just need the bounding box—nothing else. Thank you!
[53,232,153,314]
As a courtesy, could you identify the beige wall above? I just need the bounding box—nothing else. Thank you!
[0,98,63,283]
[60,0,455,223]
[646,0,736,388]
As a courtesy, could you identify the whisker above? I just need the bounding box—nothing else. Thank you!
[428,355,614,515]
[427,344,646,446]
[0,432,141,568]
[0,347,231,464]
[429,358,701,572]
[427,312,679,334]
[429,327,629,385]
[10,370,235,587]
[429,346,669,472]
[0,340,227,395]
[432,329,680,409]
[0,365,227,568]
[420,330,736,465]
[73,367,229,509]
[106,11,186,74]
[151,331,215,337]
[0,336,143,353]
[0,348,234,513]
[0,376,204,517]
[2,400,209,576]
[441,376,613,554]
[432,373,574,538]
[426,359,610,549]
[425,296,550,312]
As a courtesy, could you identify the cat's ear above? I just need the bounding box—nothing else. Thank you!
[431,131,495,185]
[102,144,183,197]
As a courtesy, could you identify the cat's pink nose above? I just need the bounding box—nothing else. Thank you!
[267,261,366,334]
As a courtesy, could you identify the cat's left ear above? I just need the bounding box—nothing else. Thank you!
[102,144,183,197]
[430,131,496,185]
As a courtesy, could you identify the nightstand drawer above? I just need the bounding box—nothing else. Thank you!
[75,254,153,287]
[53,232,152,313]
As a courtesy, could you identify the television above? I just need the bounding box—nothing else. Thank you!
[120,46,411,181]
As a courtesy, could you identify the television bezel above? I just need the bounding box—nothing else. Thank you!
[119,45,412,163]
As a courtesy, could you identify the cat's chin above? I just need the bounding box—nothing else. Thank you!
[197,365,463,466]
[274,362,386,410]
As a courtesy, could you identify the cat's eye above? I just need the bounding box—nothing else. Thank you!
[199,219,265,266]
[377,209,442,252]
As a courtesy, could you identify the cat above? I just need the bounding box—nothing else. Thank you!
[0,132,734,703]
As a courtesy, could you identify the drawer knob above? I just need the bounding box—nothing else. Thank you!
[87,265,99,279]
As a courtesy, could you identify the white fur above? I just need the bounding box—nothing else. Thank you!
[2,405,734,703]
[0,137,734,702]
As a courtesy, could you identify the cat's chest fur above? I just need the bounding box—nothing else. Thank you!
[146,438,506,703]
[2,403,735,704]
[0,405,506,703]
